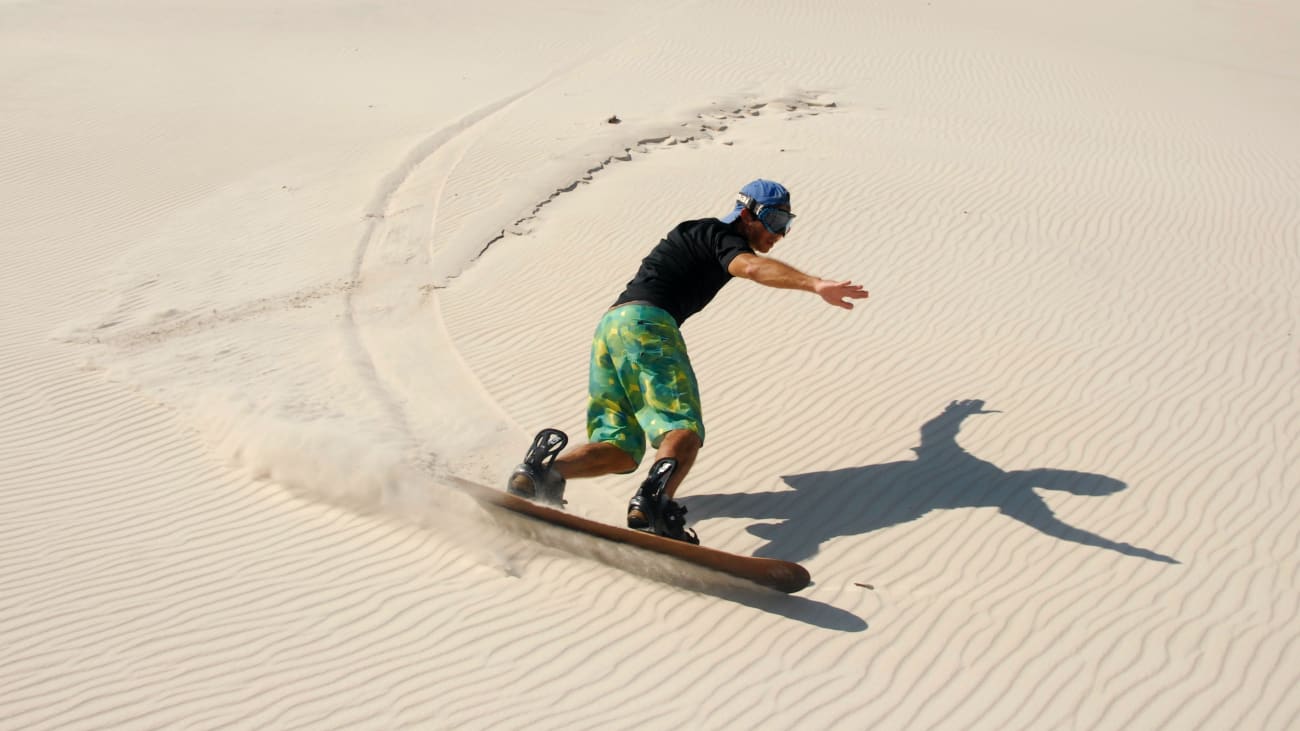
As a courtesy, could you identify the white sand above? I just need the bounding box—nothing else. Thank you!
[4,0,1299,728]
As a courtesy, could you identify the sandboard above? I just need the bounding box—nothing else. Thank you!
[448,475,811,593]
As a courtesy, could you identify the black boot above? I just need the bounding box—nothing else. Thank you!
[506,429,568,506]
[657,499,699,545]
[627,458,675,529]
[627,458,699,544]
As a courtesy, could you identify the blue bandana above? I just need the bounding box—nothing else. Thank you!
[720,179,791,223]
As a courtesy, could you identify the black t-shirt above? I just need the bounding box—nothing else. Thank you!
[612,218,753,325]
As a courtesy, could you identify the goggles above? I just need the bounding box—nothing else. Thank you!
[738,193,795,235]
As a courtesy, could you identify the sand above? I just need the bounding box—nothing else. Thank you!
[3,0,1298,728]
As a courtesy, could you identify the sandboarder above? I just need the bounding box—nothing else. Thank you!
[507,179,869,542]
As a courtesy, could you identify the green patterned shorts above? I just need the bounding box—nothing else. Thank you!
[587,304,704,466]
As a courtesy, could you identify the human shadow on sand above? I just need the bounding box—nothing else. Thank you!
[687,400,1178,565]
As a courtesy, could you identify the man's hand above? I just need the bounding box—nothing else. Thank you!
[814,279,869,310]
[944,399,999,416]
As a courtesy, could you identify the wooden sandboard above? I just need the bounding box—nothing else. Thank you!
[448,476,810,593]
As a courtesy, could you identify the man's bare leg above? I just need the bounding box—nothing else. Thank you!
[553,430,699,493]
[555,441,637,479]
[654,429,701,499]
[622,428,702,539]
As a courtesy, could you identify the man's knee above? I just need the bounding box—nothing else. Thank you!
[660,428,702,452]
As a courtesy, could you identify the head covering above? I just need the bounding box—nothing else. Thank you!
[720,179,791,223]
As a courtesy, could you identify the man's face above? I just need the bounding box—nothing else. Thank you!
[745,204,791,254]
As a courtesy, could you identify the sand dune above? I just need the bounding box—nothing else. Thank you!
[3,0,1298,728]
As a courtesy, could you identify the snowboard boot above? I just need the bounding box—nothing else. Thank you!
[506,428,568,507]
[626,458,699,544]
[657,498,699,545]
[627,458,675,530]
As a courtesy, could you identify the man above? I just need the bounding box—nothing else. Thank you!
[507,179,868,543]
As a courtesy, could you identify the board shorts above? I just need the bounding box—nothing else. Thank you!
[586,303,704,466]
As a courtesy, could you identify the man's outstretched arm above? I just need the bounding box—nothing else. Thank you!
[728,252,869,310]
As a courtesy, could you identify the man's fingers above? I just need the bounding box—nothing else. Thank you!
[823,281,869,309]
[841,282,868,298]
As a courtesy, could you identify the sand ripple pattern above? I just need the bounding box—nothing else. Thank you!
[3,0,1299,729]
[431,22,1300,731]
